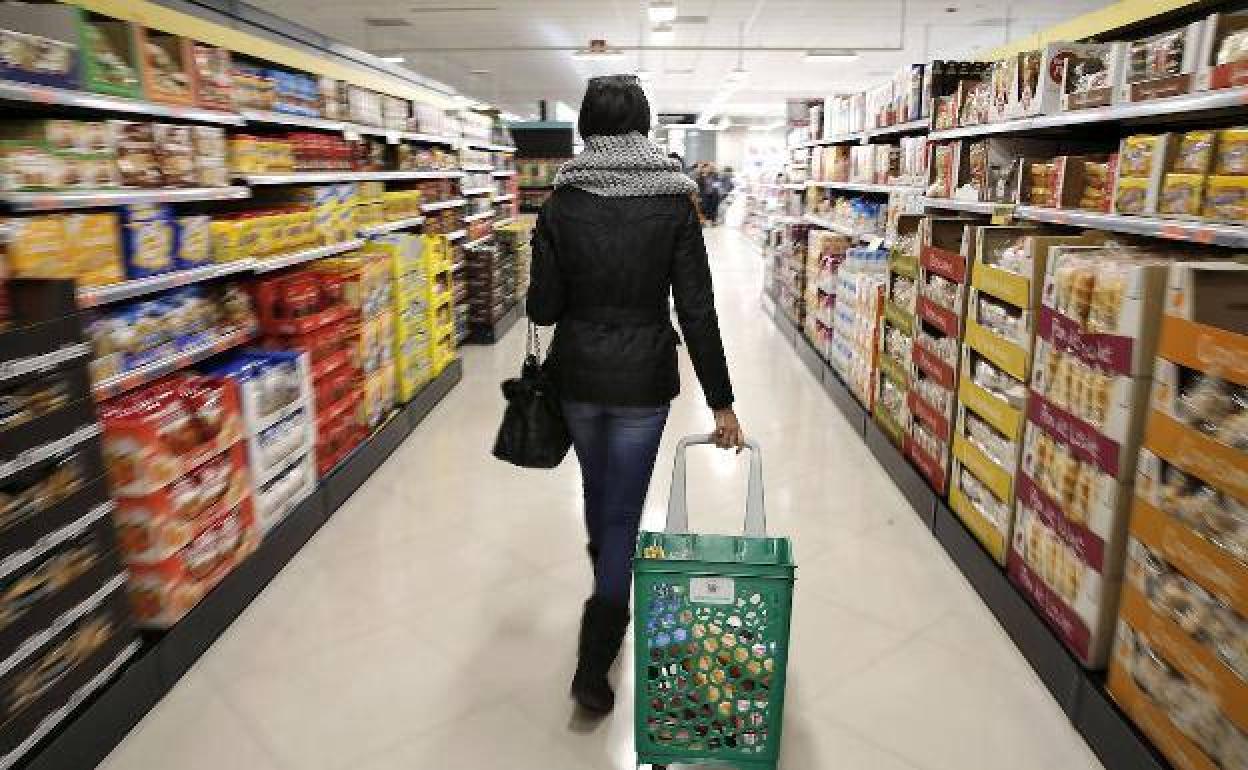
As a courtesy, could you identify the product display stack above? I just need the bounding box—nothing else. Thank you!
[919,218,975,504]
[0,279,139,769]
[952,226,1090,564]
[250,268,361,477]
[367,234,433,403]
[423,235,458,377]
[775,222,813,328]
[313,252,396,431]
[209,351,317,534]
[830,245,888,408]
[803,230,852,360]
[1012,246,1171,663]
[463,238,514,335]
[101,371,261,629]
[874,240,918,448]
[496,220,532,300]
[1108,262,1248,770]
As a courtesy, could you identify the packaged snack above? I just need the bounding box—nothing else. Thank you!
[0,448,91,534]
[1172,131,1216,174]
[1204,176,1248,222]
[1120,134,1165,178]
[0,140,65,190]
[139,31,193,104]
[174,216,212,270]
[1215,129,1248,175]
[1114,177,1151,214]
[82,19,139,94]
[2,215,69,279]
[120,213,174,280]
[66,212,124,288]
[1158,173,1204,216]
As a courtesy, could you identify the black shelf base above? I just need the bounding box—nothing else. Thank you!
[465,302,523,345]
[764,303,1169,770]
[17,360,463,770]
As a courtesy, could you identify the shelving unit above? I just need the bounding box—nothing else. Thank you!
[77,261,257,307]
[462,210,494,223]
[801,213,881,241]
[240,170,461,185]
[2,187,250,212]
[0,81,245,125]
[251,240,365,273]
[808,181,922,195]
[91,325,256,401]
[358,216,426,236]
[460,186,494,196]
[421,198,468,212]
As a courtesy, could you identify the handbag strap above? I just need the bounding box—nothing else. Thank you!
[526,321,542,361]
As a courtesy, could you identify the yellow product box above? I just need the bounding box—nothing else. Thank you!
[1215,128,1248,175]
[963,317,1030,382]
[210,220,244,262]
[1203,175,1247,222]
[1113,177,1152,215]
[358,181,384,203]
[1158,173,1204,217]
[66,213,123,288]
[4,215,69,279]
[175,215,212,269]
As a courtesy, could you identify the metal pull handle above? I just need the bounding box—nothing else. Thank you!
[666,434,765,537]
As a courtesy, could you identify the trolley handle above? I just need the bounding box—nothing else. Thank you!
[666,433,766,537]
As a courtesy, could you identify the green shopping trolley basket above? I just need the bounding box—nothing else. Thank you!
[633,434,795,770]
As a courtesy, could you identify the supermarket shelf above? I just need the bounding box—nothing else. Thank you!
[801,214,882,241]
[491,170,517,177]
[465,301,523,345]
[21,362,463,770]
[251,240,364,273]
[920,197,998,214]
[445,230,467,241]
[461,163,494,172]
[864,118,930,140]
[358,216,426,236]
[78,260,258,307]
[928,86,1248,141]
[238,109,345,132]
[462,234,494,249]
[401,132,459,146]
[462,210,495,223]
[421,198,468,213]
[92,325,256,401]
[0,80,244,125]
[2,186,250,212]
[0,342,91,385]
[782,182,807,190]
[765,303,1171,770]
[450,260,465,272]
[797,132,864,148]
[240,170,462,185]
[808,181,922,195]
[462,140,517,152]
[460,186,494,196]
[493,193,516,203]
[1014,205,1248,248]
[493,216,517,228]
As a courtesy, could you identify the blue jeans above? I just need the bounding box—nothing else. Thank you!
[562,400,670,603]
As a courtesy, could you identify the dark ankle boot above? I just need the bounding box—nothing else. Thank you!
[572,596,630,714]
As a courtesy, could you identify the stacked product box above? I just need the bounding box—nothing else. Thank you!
[776,223,812,329]
[1109,263,1248,770]
[366,234,432,402]
[1111,130,1248,224]
[312,253,396,431]
[830,246,888,408]
[874,243,918,449]
[249,270,361,477]
[1012,247,1171,663]
[464,239,516,331]
[0,279,139,769]
[100,373,259,629]
[919,218,975,501]
[423,234,458,376]
[208,352,316,534]
[803,231,850,360]
[496,221,532,300]
[955,227,1090,563]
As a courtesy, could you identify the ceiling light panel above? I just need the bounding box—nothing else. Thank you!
[648,1,677,23]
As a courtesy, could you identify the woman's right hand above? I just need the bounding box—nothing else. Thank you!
[712,408,745,453]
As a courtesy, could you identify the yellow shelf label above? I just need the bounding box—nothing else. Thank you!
[965,321,1030,382]
[972,263,1031,309]
[950,485,1010,563]
[953,433,1015,503]
[958,376,1024,440]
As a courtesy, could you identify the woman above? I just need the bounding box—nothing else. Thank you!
[527,74,743,714]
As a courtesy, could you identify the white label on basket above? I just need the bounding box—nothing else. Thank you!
[690,577,735,605]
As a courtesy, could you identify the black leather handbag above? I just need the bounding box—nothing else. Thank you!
[492,323,571,468]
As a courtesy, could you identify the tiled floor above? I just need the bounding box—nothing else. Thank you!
[100,227,1107,770]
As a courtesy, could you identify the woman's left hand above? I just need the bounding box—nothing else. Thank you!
[712,408,745,453]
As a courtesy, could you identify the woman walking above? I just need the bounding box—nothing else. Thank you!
[526,74,743,714]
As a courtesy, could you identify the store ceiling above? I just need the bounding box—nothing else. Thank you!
[251,0,1109,121]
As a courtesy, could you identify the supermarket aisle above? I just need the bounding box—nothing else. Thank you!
[100,228,1106,770]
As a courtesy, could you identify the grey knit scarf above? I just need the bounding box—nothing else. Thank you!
[554,132,697,197]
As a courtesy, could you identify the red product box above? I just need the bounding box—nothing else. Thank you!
[99,375,243,498]
[125,496,260,629]
[112,443,251,564]
[260,320,348,366]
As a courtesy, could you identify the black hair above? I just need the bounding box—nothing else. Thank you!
[578,75,651,138]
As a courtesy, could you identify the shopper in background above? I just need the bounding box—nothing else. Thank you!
[716,166,737,224]
[697,163,722,226]
[527,74,743,715]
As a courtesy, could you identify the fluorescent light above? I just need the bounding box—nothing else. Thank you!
[650,22,675,44]
[648,1,677,22]
[804,49,858,62]
[380,56,406,63]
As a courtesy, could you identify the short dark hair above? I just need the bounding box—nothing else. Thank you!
[578,75,651,138]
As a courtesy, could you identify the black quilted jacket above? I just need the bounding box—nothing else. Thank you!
[525,186,734,410]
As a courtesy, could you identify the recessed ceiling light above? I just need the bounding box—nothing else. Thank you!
[803,49,859,62]
[725,68,749,84]
[469,68,491,75]
[648,1,677,23]
[573,40,626,60]
[944,6,959,12]
[380,56,406,63]
[364,18,411,27]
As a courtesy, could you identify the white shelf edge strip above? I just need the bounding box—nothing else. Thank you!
[3,186,250,211]
[494,193,515,202]
[0,80,244,125]
[92,326,254,398]
[463,234,494,249]
[252,240,363,273]
[461,187,494,196]
[491,170,517,177]
[462,210,494,222]
[359,216,426,236]
[0,342,92,383]
[78,260,257,306]
[421,198,468,212]
[445,230,467,240]
[242,170,460,184]
[0,424,100,483]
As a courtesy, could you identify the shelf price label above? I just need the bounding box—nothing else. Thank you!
[990,204,1015,225]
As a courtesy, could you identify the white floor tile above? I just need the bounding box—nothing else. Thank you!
[100,226,1103,770]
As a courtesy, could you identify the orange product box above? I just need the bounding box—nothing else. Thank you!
[99,374,244,498]
[112,443,250,565]
[1131,495,1248,616]
[125,496,260,629]
[137,28,198,106]
[1145,408,1248,504]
